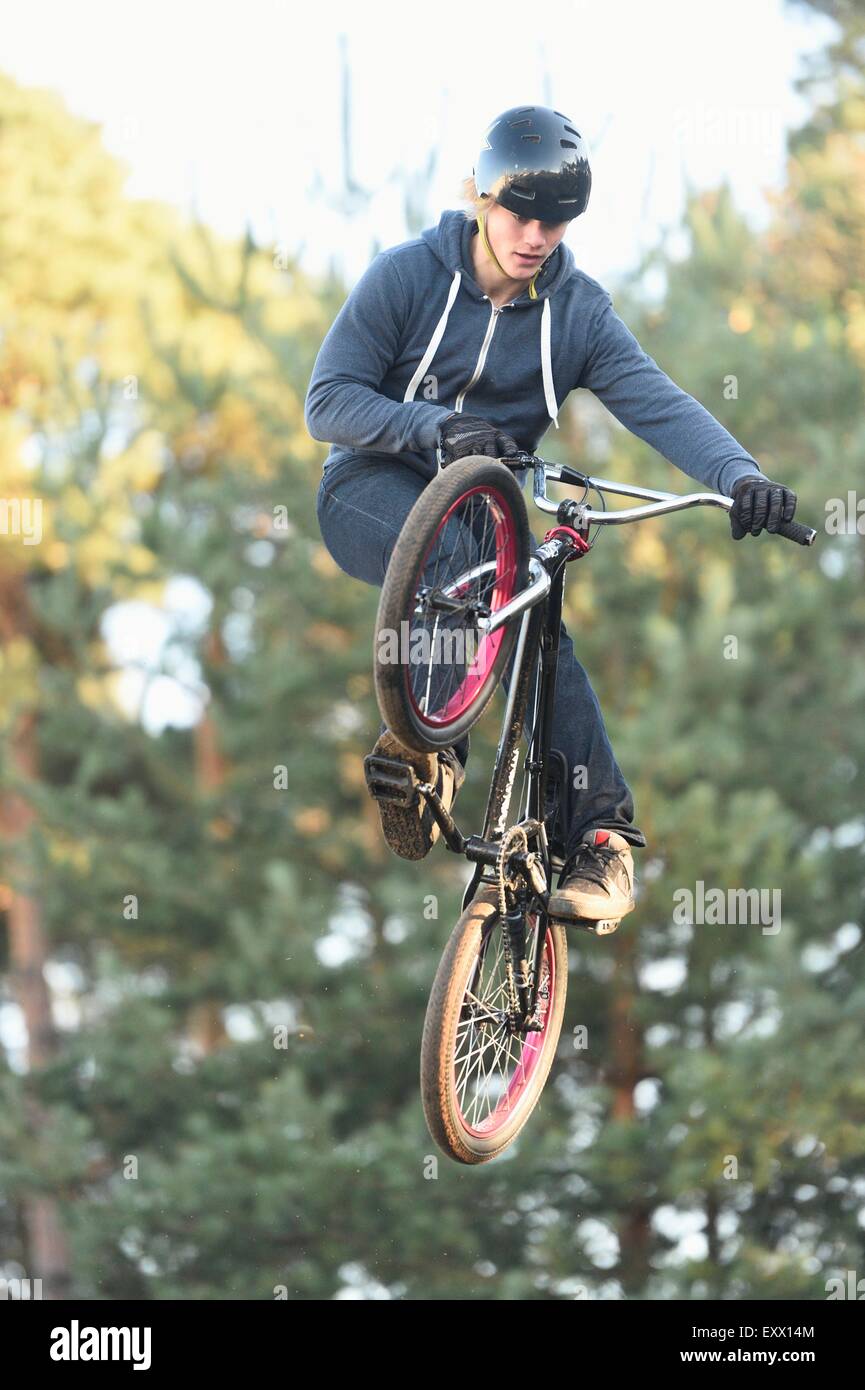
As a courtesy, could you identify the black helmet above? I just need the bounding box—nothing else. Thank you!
[473,105,592,223]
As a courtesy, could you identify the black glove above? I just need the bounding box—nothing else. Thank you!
[729,475,797,540]
[437,413,520,466]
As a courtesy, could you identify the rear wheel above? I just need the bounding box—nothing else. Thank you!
[421,886,568,1165]
[374,457,530,755]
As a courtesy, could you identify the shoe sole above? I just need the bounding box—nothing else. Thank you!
[547,896,635,925]
[372,732,463,861]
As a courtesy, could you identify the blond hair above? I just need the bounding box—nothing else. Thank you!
[459,175,497,221]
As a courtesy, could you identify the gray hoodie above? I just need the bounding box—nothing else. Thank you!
[304,208,763,495]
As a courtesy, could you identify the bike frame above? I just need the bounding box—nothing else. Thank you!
[412,457,816,1028]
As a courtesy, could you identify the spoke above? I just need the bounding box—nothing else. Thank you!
[456,1030,500,1111]
[451,916,552,1128]
[456,936,509,1122]
[410,488,521,723]
[419,613,440,715]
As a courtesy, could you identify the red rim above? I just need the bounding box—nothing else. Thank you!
[454,913,556,1140]
[404,483,519,729]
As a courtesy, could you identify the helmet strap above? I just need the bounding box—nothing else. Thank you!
[476,211,542,300]
[476,211,507,275]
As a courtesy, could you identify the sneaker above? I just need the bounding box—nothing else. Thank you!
[546,829,635,931]
[365,730,465,861]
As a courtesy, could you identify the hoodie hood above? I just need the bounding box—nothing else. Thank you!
[421,208,576,306]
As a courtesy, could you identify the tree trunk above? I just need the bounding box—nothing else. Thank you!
[608,928,651,1292]
[188,623,229,1055]
[1,696,72,1298]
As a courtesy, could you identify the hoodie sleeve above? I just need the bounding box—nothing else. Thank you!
[578,293,764,497]
[305,252,454,455]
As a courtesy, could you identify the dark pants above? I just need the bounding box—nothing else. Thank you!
[315,456,646,855]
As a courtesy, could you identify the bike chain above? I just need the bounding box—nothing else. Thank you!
[495,825,529,1031]
[495,824,528,917]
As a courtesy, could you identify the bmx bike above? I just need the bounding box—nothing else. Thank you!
[363,451,815,1164]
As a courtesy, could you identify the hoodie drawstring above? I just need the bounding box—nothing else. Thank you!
[404,260,560,431]
[403,270,462,406]
[540,297,559,429]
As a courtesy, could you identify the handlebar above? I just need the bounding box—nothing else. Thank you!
[501,453,817,548]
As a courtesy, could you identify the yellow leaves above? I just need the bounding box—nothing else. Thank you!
[260,272,322,335]
[728,300,754,334]
[1,635,37,674]
[840,95,865,132]
[563,569,595,627]
[48,836,91,874]
[42,542,68,570]
[791,321,813,351]
[339,751,367,791]
[0,635,39,713]
[294,806,330,836]
[0,416,39,491]
[130,580,167,605]
[170,395,276,479]
[218,395,273,479]
[624,523,668,579]
[97,429,165,498]
[74,530,154,588]
[75,530,123,586]
[844,317,865,363]
[290,427,322,468]
[125,545,156,576]
[76,673,109,711]
[842,290,865,364]
[824,316,844,347]
[764,131,865,306]
[77,667,138,720]
[346,818,382,855]
[306,621,351,652]
[59,480,157,587]
[63,487,93,527]
[310,544,339,579]
[696,555,734,616]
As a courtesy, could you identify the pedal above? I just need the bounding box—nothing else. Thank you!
[363,753,420,808]
[548,911,621,936]
[589,919,620,937]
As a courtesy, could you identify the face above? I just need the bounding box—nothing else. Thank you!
[485,200,569,280]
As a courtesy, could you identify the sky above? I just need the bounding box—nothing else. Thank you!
[4,0,836,289]
[0,0,838,733]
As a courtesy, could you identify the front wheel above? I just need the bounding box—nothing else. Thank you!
[421,886,568,1164]
[374,457,531,754]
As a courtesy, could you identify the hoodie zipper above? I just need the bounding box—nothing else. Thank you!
[454,297,508,412]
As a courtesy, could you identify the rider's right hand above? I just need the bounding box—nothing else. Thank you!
[437,413,521,466]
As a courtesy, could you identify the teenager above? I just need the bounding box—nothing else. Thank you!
[306,104,797,929]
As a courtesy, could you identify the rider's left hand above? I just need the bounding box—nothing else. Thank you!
[729,475,797,540]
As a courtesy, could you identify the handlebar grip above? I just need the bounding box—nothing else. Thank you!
[776,517,817,547]
[498,450,537,470]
